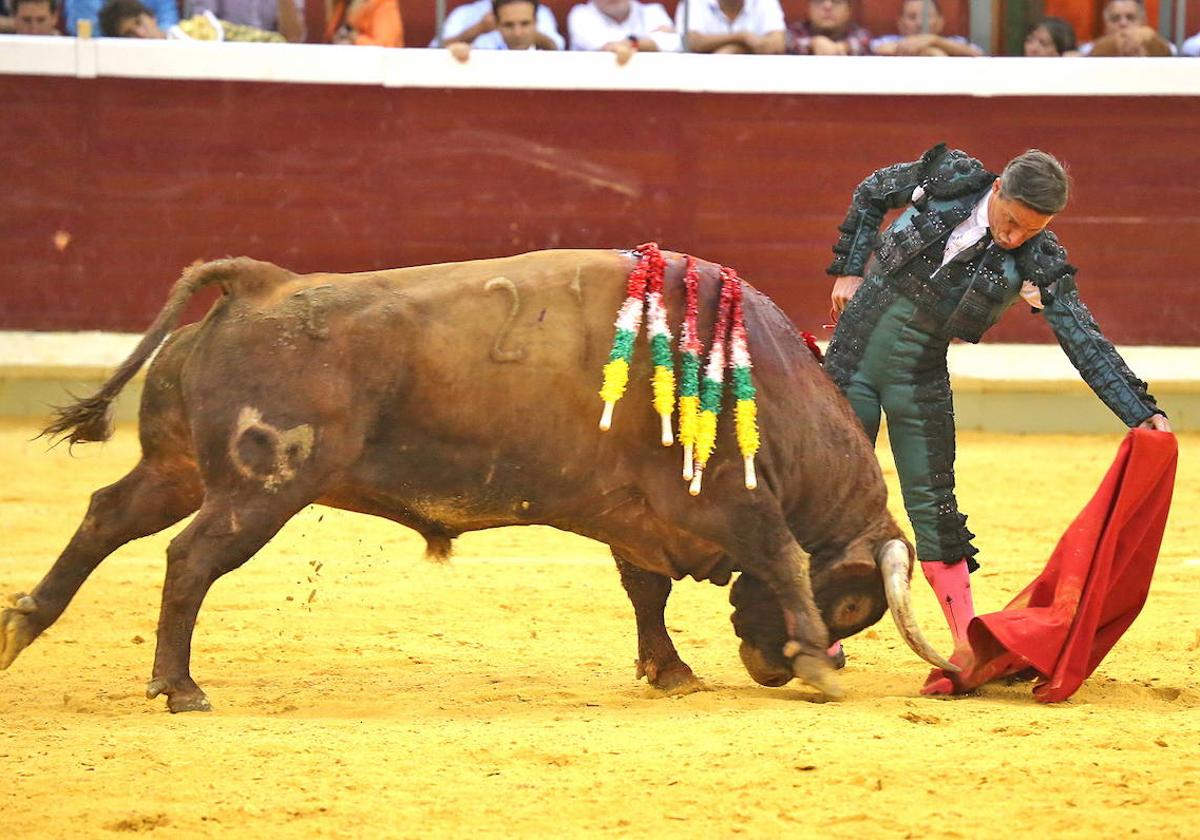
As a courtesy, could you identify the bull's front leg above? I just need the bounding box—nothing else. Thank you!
[612,551,703,695]
[756,540,843,701]
[722,505,842,701]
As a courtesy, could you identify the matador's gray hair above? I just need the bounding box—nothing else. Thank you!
[999,149,1070,215]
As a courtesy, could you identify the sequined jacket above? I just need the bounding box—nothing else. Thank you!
[826,143,1162,427]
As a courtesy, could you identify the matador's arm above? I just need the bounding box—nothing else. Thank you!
[826,143,949,278]
[1029,233,1165,427]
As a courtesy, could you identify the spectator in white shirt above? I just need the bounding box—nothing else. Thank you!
[435,0,563,49]
[1184,31,1200,56]
[674,0,785,54]
[870,0,981,56]
[449,0,555,58]
[568,0,680,63]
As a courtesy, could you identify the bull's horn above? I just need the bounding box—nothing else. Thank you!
[878,540,960,673]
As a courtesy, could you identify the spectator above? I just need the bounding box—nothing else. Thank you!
[1023,15,1077,56]
[189,0,304,42]
[326,0,403,46]
[1184,30,1199,56]
[99,0,285,39]
[434,0,563,49]
[11,0,61,33]
[786,0,870,56]
[2,0,16,33]
[1079,0,1171,56]
[673,0,785,55]
[568,0,681,63]
[871,0,981,56]
[448,0,556,59]
[66,0,176,36]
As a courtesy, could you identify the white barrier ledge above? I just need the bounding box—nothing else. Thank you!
[2,37,1199,96]
[3,330,1197,389]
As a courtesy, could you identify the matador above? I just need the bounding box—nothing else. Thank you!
[823,143,1171,653]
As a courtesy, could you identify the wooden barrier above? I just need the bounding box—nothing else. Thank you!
[2,48,1198,345]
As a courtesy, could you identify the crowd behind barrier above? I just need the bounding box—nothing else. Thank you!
[2,0,1198,54]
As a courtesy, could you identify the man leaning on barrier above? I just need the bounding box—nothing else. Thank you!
[821,144,1171,659]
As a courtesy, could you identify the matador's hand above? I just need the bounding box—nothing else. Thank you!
[1139,414,1172,432]
[830,275,864,316]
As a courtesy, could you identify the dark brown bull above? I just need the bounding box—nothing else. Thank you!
[0,249,951,711]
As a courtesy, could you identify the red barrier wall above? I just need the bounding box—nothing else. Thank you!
[3,74,1198,344]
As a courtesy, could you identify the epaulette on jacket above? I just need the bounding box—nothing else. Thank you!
[1016,230,1076,298]
[920,145,995,200]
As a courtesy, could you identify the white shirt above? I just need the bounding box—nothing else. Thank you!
[673,0,784,35]
[568,1,681,52]
[432,0,565,49]
[925,187,1043,309]
[1183,32,1200,57]
[472,30,536,49]
[940,188,991,266]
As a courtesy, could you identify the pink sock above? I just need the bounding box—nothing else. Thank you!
[921,560,975,643]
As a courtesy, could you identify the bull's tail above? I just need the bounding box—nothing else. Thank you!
[41,259,247,445]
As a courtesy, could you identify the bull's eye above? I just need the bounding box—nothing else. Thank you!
[830,593,876,632]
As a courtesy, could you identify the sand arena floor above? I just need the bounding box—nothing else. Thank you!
[0,419,1197,838]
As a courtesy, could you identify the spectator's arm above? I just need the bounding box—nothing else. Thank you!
[0,15,14,32]
[533,30,558,50]
[757,29,785,54]
[683,31,753,53]
[844,26,871,55]
[930,35,981,56]
[642,4,679,52]
[354,0,402,46]
[443,12,494,46]
[788,31,815,54]
[277,0,304,42]
[535,4,564,49]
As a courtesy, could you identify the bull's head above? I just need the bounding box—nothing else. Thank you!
[730,538,954,687]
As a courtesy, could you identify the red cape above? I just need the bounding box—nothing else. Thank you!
[924,429,1177,702]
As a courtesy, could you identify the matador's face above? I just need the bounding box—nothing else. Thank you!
[988,180,1054,250]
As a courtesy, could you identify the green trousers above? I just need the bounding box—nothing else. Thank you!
[825,276,979,569]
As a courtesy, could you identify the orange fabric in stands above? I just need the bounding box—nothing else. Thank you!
[327,0,405,46]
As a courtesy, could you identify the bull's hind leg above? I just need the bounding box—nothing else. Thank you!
[612,551,703,695]
[145,489,312,713]
[0,458,203,670]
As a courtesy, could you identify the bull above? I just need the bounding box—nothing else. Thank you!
[0,249,951,712]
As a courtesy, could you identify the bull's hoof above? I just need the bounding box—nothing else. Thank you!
[641,660,704,696]
[147,677,213,713]
[0,595,39,670]
[738,641,792,687]
[828,643,847,671]
[168,692,213,713]
[791,654,844,702]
